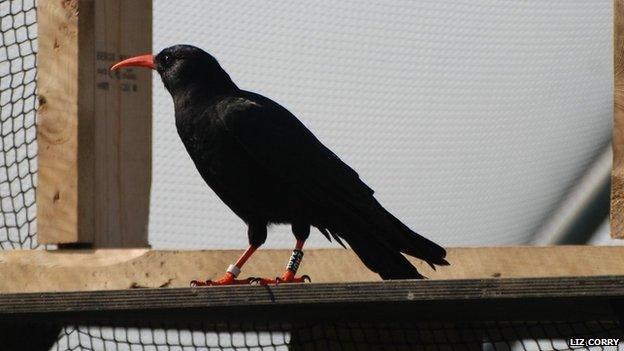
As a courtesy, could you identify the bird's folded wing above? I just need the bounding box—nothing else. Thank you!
[216,94,375,212]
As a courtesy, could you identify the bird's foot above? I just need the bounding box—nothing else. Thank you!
[253,270,311,286]
[190,272,255,286]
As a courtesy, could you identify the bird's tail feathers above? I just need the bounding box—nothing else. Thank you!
[342,230,425,280]
[375,205,448,269]
[321,198,448,279]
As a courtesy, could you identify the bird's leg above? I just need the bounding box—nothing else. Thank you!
[255,240,311,285]
[190,245,258,286]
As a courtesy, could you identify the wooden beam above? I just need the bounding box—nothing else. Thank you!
[36,0,152,246]
[1,276,623,324]
[613,0,624,238]
[1,246,624,293]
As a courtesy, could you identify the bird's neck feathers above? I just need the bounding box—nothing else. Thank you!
[170,72,238,112]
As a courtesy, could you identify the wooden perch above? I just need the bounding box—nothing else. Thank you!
[1,276,623,324]
[0,246,623,293]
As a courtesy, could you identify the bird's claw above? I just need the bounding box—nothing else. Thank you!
[190,271,311,286]
[190,275,255,287]
[252,273,311,286]
[249,277,262,285]
[276,274,311,285]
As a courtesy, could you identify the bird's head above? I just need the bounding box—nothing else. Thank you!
[112,44,236,98]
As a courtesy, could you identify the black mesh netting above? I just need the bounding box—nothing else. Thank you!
[44,320,624,351]
[0,0,37,249]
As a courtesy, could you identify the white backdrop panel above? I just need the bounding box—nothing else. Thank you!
[149,0,612,249]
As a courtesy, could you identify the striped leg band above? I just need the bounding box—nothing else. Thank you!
[286,249,304,273]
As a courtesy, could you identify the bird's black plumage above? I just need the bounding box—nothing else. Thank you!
[155,45,448,279]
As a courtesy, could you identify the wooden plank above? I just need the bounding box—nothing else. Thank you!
[36,0,151,246]
[1,276,623,324]
[613,0,624,238]
[1,246,624,293]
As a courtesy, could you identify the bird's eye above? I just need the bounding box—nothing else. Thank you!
[162,54,172,65]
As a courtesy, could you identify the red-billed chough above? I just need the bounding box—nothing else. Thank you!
[112,45,448,285]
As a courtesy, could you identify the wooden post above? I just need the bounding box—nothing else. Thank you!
[37,0,152,247]
[613,0,624,238]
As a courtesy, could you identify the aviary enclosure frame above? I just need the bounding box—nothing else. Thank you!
[0,1,623,350]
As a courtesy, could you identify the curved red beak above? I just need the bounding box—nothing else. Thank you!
[111,54,155,70]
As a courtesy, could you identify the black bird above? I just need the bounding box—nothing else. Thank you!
[112,45,448,285]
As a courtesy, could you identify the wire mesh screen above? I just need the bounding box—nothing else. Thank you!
[0,0,38,249]
[43,320,624,351]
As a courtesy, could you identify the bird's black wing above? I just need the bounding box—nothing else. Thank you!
[215,93,375,211]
